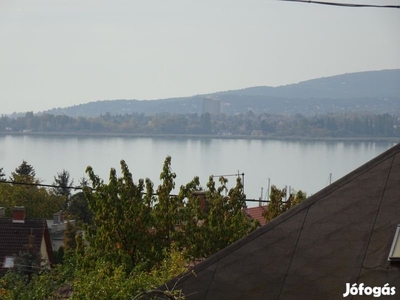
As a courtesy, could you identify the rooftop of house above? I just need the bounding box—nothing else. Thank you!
[245,205,268,226]
[0,210,54,276]
[164,142,400,299]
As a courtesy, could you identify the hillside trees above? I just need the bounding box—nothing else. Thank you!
[1,110,400,137]
[200,113,212,134]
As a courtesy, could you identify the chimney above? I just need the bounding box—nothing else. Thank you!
[53,213,59,224]
[12,206,26,223]
[53,211,64,224]
[0,207,5,218]
[192,191,207,213]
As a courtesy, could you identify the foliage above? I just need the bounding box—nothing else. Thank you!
[2,110,400,138]
[0,183,64,219]
[179,176,258,260]
[0,268,68,300]
[83,156,257,269]
[54,246,65,265]
[72,247,187,300]
[53,169,74,209]
[200,113,212,134]
[67,191,93,224]
[0,236,54,299]
[84,160,158,271]
[0,157,265,299]
[0,271,29,300]
[10,160,36,183]
[263,185,307,223]
[0,244,187,300]
[64,221,77,252]
[0,161,65,218]
[0,182,64,219]
[13,234,43,281]
[0,167,5,181]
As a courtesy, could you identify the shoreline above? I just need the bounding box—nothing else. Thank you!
[1,131,399,143]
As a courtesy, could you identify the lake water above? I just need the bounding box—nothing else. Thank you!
[0,135,397,206]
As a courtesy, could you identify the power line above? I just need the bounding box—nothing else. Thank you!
[0,179,270,203]
[279,0,400,8]
[0,179,85,190]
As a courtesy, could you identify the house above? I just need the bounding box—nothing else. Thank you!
[245,205,268,226]
[251,130,263,136]
[47,211,76,252]
[0,206,54,276]
[164,143,400,299]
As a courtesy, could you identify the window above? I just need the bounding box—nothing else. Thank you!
[388,225,400,262]
[2,256,14,268]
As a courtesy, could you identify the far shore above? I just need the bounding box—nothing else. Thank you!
[1,131,399,143]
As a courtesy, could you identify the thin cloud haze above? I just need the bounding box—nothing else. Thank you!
[0,0,399,114]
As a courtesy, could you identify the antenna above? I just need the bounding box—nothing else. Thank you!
[212,171,245,192]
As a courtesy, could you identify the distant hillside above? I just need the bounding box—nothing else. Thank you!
[219,69,400,98]
[43,69,400,117]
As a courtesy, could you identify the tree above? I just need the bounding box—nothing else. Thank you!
[53,169,74,209]
[0,157,265,299]
[0,167,5,181]
[263,185,306,223]
[83,156,259,270]
[70,247,187,300]
[200,113,212,134]
[53,169,73,197]
[64,221,77,252]
[179,176,258,260]
[84,159,157,272]
[68,192,93,224]
[0,180,64,219]
[13,234,42,281]
[152,156,185,256]
[10,160,36,183]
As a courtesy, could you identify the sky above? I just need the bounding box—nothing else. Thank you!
[0,0,399,115]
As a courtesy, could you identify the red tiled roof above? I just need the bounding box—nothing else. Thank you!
[245,205,268,226]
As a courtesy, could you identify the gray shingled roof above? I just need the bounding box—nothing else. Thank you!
[165,142,400,300]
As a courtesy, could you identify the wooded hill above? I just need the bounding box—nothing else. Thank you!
[42,69,400,117]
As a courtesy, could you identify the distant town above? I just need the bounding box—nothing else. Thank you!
[1,70,399,140]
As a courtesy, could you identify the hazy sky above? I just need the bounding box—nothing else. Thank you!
[1,0,399,114]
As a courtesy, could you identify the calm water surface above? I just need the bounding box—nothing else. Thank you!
[0,135,396,205]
